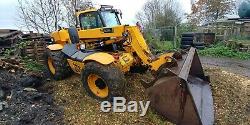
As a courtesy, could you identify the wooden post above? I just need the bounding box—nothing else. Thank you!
[223,29,228,42]
[34,41,38,61]
[174,25,177,48]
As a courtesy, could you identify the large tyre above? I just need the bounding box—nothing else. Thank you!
[181,41,193,45]
[182,33,195,37]
[81,62,126,101]
[180,45,192,49]
[46,50,72,80]
[195,45,205,50]
[181,37,194,41]
[193,42,205,46]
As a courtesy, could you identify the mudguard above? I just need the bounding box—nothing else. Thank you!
[83,53,115,65]
[61,44,114,65]
[47,44,64,51]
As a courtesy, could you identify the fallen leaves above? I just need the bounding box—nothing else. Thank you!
[205,67,249,125]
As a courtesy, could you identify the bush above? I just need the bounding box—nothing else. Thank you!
[147,39,175,54]
[199,44,250,60]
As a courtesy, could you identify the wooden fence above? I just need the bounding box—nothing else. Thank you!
[197,21,250,40]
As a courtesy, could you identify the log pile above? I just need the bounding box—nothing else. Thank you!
[0,58,24,73]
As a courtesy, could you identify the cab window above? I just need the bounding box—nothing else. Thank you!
[79,12,103,30]
[100,11,120,27]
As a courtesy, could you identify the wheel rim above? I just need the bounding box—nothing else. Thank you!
[48,57,56,75]
[87,74,108,98]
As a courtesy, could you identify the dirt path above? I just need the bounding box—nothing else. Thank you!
[200,57,250,77]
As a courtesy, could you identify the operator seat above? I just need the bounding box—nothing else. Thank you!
[68,27,80,44]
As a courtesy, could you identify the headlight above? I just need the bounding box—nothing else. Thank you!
[80,44,86,50]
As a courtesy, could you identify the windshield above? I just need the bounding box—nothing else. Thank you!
[100,11,120,27]
[79,12,103,29]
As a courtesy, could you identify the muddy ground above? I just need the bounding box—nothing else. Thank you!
[0,70,64,125]
[0,57,249,125]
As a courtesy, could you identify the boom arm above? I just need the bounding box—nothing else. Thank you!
[126,26,174,71]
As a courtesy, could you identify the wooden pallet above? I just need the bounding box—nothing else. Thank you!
[24,41,46,63]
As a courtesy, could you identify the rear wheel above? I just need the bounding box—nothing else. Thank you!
[81,62,126,101]
[46,50,72,80]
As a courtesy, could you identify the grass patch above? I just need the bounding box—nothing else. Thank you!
[199,44,250,60]
[152,41,175,51]
[22,57,45,72]
[147,37,176,54]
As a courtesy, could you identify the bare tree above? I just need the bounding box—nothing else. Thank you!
[136,0,182,29]
[17,0,93,32]
[17,0,62,33]
[61,0,93,27]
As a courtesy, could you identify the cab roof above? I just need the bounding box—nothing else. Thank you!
[76,8,98,16]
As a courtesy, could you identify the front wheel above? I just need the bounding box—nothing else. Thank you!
[46,50,72,80]
[81,62,126,101]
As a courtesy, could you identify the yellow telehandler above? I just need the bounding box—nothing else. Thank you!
[47,5,214,125]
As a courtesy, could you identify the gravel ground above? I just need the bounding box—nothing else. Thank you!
[205,67,250,125]
[51,74,173,125]
[50,67,250,125]
[201,56,250,77]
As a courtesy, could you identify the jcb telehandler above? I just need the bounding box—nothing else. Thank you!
[47,5,214,125]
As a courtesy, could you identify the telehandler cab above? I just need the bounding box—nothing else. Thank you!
[47,5,214,125]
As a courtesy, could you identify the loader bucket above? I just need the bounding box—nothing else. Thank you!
[146,48,214,125]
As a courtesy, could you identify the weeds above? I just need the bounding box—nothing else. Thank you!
[22,57,45,72]
[3,40,31,58]
[199,44,250,60]
[2,40,44,72]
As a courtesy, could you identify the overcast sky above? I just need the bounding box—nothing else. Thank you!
[0,0,192,30]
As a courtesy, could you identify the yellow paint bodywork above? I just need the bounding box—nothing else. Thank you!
[117,53,134,72]
[51,29,69,45]
[78,26,125,39]
[47,44,64,51]
[50,7,175,73]
[50,25,175,73]
[83,53,115,65]
[76,8,98,17]
[125,26,173,71]
[150,53,174,71]
[67,53,115,74]
[67,59,84,74]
